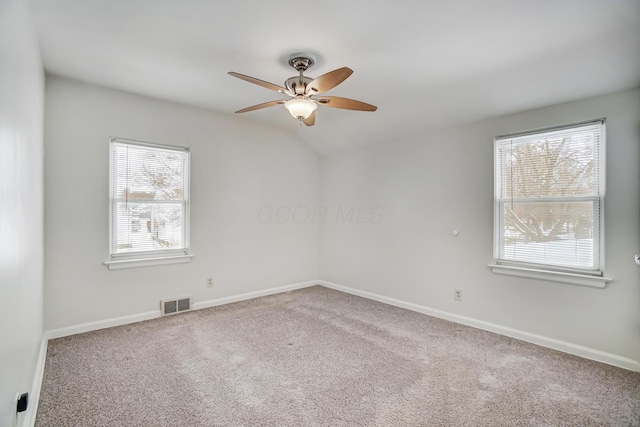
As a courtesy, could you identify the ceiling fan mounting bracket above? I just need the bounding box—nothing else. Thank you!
[288,53,317,73]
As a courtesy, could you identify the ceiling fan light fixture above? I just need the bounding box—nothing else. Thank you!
[284,97,317,120]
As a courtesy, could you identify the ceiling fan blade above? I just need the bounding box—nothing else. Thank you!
[234,100,285,114]
[306,67,353,95]
[316,96,377,111]
[228,72,288,93]
[303,111,316,126]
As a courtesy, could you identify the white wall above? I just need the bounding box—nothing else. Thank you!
[0,0,44,425]
[39,58,640,370]
[320,88,640,364]
[44,76,319,330]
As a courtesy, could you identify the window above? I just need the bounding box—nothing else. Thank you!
[105,138,191,269]
[491,120,611,287]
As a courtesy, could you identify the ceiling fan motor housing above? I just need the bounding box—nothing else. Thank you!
[285,76,313,95]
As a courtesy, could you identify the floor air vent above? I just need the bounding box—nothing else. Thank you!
[161,296,192,316]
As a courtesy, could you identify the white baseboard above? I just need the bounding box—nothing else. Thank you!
[22,335,48,427]
[44,280,321,340]
[45,310,161,340]
[320,280,640,373]
[193,280,320,310]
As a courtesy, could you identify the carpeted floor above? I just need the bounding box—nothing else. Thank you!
[36,286,640,426]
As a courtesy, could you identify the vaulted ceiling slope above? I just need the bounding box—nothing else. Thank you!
[32,0,640,154]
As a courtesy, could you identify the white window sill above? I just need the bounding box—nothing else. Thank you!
[488,263,612,289]
[105,253,194,270]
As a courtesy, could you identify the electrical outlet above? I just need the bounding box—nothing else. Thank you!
[14,392,28,427]
[454,289,462,301]
[207,277,214,288]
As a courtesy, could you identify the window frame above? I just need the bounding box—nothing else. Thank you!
[489,119,612,288]
[104,137,193,270]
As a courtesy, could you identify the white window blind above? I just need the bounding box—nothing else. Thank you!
[109,138,190,261]
[494,120,605,275]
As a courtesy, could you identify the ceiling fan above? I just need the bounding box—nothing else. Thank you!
[228,53,377,127]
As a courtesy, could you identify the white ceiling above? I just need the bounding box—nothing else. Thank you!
[31,0,640,154]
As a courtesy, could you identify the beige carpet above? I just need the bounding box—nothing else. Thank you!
[36,286,640,426]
